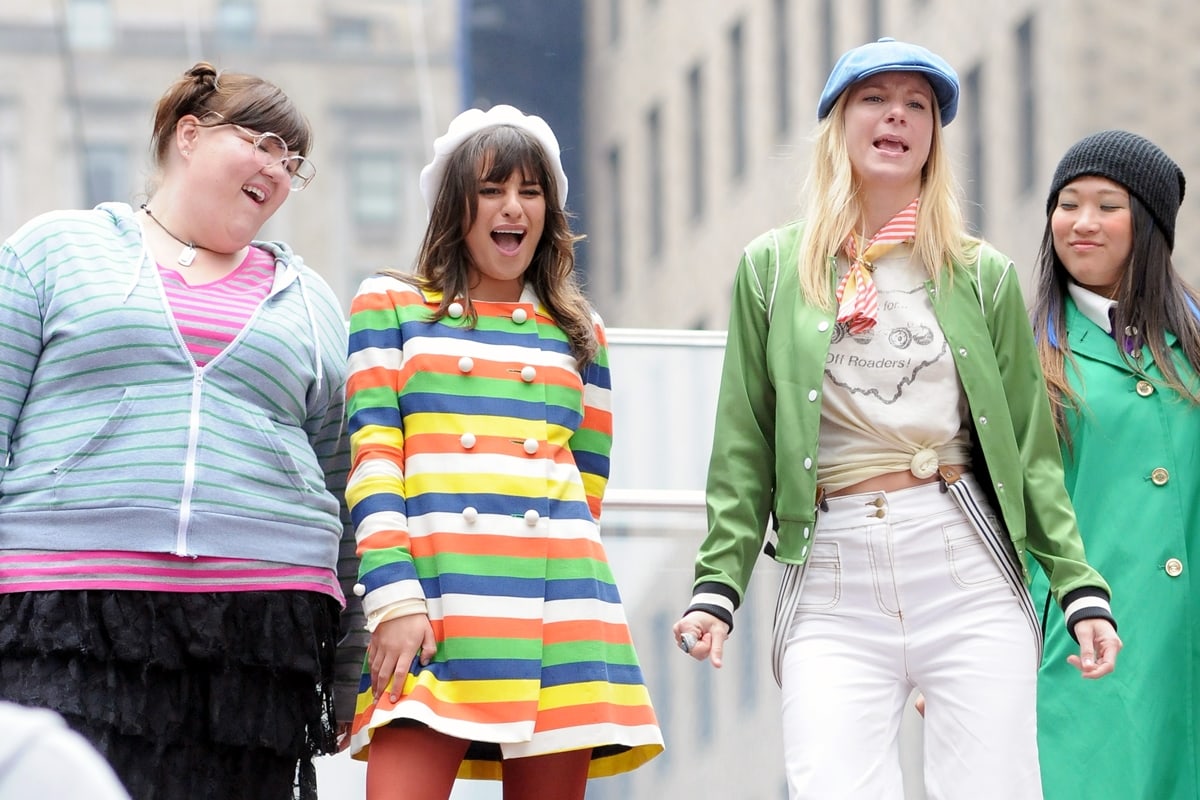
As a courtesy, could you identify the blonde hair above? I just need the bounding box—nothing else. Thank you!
[797,91,976,308]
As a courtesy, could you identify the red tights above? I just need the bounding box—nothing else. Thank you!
[365,725,591,800]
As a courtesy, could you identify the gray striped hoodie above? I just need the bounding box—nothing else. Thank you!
[0,202,366,714]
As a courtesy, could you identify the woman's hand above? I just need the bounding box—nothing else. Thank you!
[368,614,437,702]
[672,610,731,668]
[1068,618,1122,679]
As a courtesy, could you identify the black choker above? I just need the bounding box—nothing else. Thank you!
[140,204,205,267]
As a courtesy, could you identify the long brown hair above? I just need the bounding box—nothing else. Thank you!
[393,124,597,368]
[1032,194,1200,442]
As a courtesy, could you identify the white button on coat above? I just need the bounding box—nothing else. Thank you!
[460,432,476,449]
[458,356,474,373]
[521,366,537,382]
[448,301,464,318]
[352,583,366,597]
[523,438,539,454]
[511,308,529,324]
[463,506,479,523]
[524,509,540,525]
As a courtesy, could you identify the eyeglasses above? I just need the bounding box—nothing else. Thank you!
[201,113,316,191]
[229,124,316,192]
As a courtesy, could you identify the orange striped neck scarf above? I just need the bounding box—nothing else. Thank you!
[836,197,920,334]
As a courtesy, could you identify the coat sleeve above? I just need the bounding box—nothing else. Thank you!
[981,251,1114,626]
[345,278,427,636]
[572,315,613,523]
[688,242,778,629]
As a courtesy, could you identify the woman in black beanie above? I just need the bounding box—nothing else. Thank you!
[1030,129,1200,799]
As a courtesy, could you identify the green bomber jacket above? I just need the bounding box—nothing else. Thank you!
[693,221,1110,623]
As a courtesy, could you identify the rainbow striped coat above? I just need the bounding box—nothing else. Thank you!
[345,274,661,778]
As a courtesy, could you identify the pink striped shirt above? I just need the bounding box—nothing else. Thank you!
[159,246,275,366]
[0,550,343,599]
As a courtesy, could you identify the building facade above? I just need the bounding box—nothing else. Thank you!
[581,0,1200,328]
[0,0,461,307]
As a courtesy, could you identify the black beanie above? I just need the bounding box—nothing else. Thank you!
[1046,129,1186,250]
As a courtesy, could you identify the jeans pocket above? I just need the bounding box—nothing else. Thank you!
[943,519,1007,590]
[795,541,842,610]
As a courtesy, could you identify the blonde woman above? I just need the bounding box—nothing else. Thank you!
[673,38,1120,799]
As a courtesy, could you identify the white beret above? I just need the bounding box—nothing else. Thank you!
[418,104,568,213]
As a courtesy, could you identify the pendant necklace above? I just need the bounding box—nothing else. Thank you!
[140,203,203,266]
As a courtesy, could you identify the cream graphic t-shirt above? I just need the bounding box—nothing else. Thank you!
[817,245,973,492]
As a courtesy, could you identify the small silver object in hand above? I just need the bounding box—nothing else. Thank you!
[679,632,698,654]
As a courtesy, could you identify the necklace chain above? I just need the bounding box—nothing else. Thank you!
[140,204,203,267]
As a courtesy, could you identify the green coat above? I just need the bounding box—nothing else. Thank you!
[694,222,1109,619]
[1032,297,1200,798]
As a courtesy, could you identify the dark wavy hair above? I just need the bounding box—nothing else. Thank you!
[1031,193,1200,443]
[391,124,597,368]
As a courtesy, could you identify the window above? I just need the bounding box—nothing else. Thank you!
[607,145,624,294]
[729,21,747,180]
[329,16,372,50]
[83,144,129,209]
[216,0,258,48]
[65,0,113,50]
[965,66,985,236]
[646,106,664,259]
[686,64,705,220]
[819,0,835,83]
[350,152,403,234]
[867,0,883,41]
[1015,16,1036,193]
[772,0,791,138]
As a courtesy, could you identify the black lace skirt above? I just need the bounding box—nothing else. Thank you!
[0,589,340,800]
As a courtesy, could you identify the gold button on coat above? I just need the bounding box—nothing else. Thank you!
[1165,558,1184,577]
[1136,380,1154,397]
[1151,467,1170,486]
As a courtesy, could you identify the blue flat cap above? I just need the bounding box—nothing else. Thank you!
[818,38,959,126]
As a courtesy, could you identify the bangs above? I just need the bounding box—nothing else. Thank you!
[474,126,547,189]
[219,85,313,155]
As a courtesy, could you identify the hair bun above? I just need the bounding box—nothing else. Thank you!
[185,62,219,89]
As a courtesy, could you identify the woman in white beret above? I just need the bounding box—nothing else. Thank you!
[345,105,663,799]
[673,38,1121,798]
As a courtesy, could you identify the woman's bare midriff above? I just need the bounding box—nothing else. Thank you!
[826,464,969,498]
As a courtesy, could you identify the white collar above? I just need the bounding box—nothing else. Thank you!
[1067,282,1117,334]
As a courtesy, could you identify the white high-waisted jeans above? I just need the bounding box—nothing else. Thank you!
[777,476,1042,799]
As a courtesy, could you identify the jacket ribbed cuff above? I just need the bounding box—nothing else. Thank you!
[1061,586,1115,643]
[685,582,738,634]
